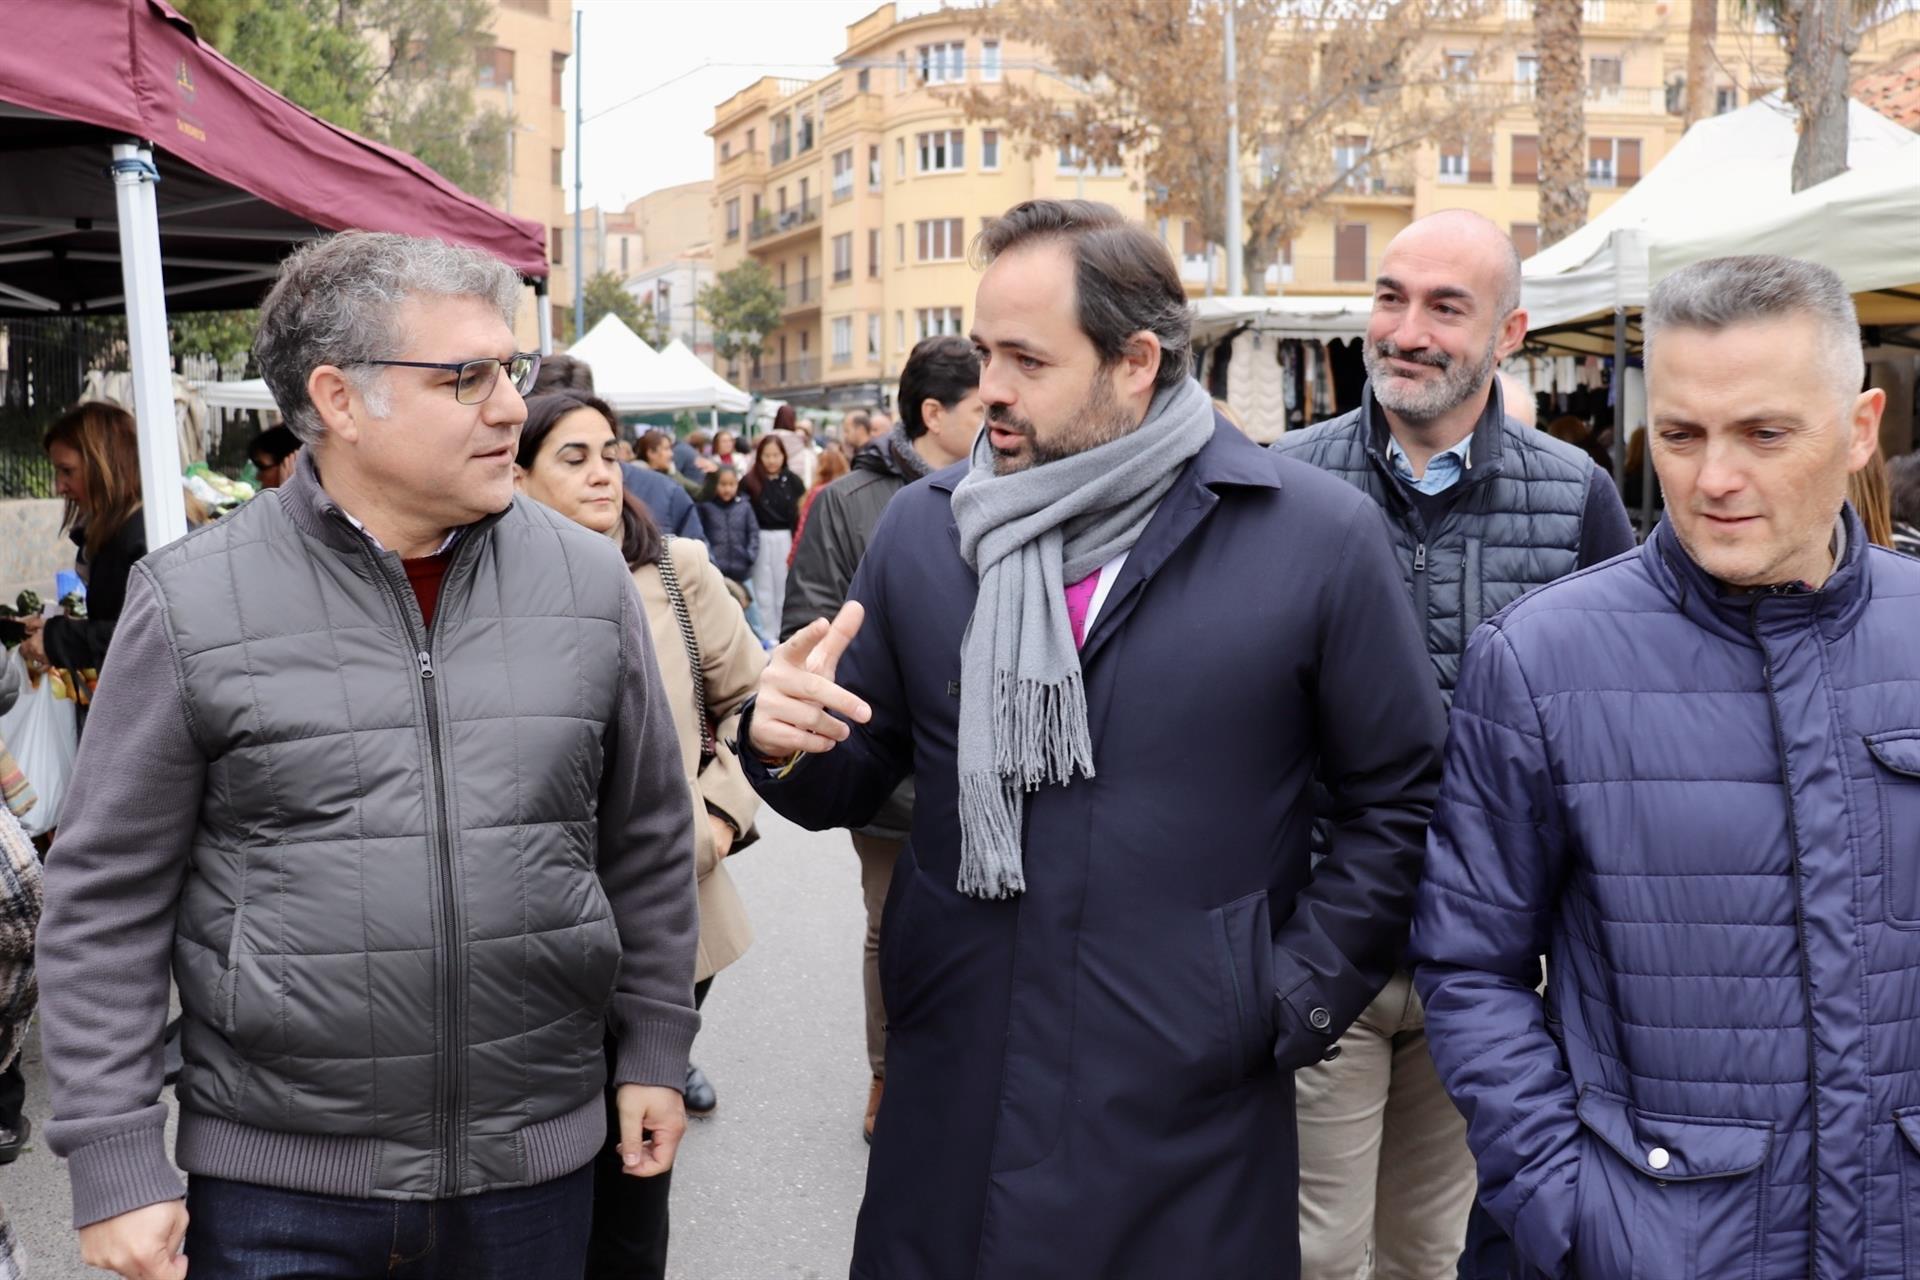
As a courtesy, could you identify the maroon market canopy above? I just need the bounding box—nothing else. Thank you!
[0,0,547,316]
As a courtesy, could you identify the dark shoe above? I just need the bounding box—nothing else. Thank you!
[864,1075,883,1146]
[0,1115,30,1165]
[684,1064,717,1118]
[163,1017,183,1087]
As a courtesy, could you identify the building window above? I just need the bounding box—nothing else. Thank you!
[896,51,909,91]
[551,149,564,186]
[896,223,905,263]
[751,193,762,221]
[918,41,966,84]
[747,127,756,153]
[868,227,881,277]
[1511,134,1540,185]
[502,0,547,12]
[916,306,964,340]
[833,149,855,201]
[1505,0,1527,18]
[1584,0,1606,20]
[725,198,741,241]
[917,130,965,173]
[981,129,1000,171]
[551,52,567,107]
[917,218,966,262]
[1438,144,1469,184]
[1511,223,1540,259]
[621,239,630,276]
[896,311,905,351]
[868,144,882,189]
[1587,136,1641,188]
[1182,219,1207,261]
[857,68,871,93]
[720,141,731,162]
[1333,134,1373,192]
[797,106,816,155]
[1716,85,1740,114]
[1438,137,1492,184]
[1516,53,1539,85]
[1589,55,1623,99]
[1444,50,1473,81]
[1334,223,1368,282]
[833,233,854,284]
[895,137,905,178]
[478,47,514,88]
[982,40,1002,82]
[833,317,854,365]
[1057,143,1123,177]
[868,313,881,359]
[799,176,810,206]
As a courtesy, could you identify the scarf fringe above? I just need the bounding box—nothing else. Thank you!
[956,771,1028,900]
[991,669,1096,790]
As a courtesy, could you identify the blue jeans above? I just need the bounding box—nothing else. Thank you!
[183,1164,592,1280]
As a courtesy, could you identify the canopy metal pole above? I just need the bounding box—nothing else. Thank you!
[535,276,553,355]
[1611,306,1628,497]
[111,141,188,551]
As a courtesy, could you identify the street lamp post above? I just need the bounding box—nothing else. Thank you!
[1223,0,1243,298]
[572,7,585,342]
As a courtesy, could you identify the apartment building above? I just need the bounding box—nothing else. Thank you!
[708,3,1144,407]
[477,0,573,349]
[1178,0,1920,295]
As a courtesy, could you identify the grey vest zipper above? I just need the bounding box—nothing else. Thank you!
[361,540,469,1198]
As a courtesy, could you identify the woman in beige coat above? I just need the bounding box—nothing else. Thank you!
[515,390,766,1280]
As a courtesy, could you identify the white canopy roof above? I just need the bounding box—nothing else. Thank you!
[1649,146,1920,325]
[652,339,752,413]
[1190,294,1372,344]
[1522,95,1919,335]
[193,377,278,412]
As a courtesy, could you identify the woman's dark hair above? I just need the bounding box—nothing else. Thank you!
[898,335,981,440]
[973,199,1193,394]
[744,433,788,499]
[44,401,143,554]
[247,425,302,465]
[516,389,620,470]
[617,490,664,569]
[773,403,798,433]
[531,352,594,395]
[1888,450,1920,530]
[638,429,675,462]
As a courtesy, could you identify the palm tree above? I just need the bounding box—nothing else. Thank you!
[1533,0,1589,246]
[1684,0,1719,127]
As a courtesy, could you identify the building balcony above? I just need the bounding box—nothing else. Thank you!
[1491,81,1676,115]
[756,356,821,390]
[824,90,886,135]
[1328,170,1416,203]
[717,148,767,185]
[781,276,823,313]
[749,197,823,249]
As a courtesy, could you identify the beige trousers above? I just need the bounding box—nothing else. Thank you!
[850,832,901,1079]
[1294,970,1477,1280]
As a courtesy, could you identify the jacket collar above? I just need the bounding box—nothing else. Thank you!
[1642,505,1873,647]
[1361,379,1509,482]
[278,443,510,561]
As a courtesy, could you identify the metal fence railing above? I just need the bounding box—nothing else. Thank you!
[0,318,129,499]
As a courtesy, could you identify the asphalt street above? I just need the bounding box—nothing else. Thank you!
[3,810,875,1279]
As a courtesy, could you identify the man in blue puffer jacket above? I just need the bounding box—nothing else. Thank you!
[1411,253,1920,1279]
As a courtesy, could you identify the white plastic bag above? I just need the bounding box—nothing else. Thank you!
[0,652,76,838]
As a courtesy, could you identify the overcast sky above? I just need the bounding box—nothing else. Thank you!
[563,0,943,212]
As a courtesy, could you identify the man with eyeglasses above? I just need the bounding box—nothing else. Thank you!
[35,231,699,1280]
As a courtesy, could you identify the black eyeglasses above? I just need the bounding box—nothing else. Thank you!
[363,352,542,405]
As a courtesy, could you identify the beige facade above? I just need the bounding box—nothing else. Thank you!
[1182,0,1920,296]
[564,180,715,288]
[478,0,573,350]
[708,3,1144,406]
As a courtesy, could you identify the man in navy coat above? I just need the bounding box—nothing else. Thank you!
[740,199,1445,1279]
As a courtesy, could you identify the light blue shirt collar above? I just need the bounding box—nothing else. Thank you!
[1386,431,1474,496]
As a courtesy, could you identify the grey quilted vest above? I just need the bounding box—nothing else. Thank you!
[153,461,629,1200]
[1271,389,1593,702]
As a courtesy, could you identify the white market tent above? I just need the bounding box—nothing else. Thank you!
[1648,146,1920,328]
[651,339,751,413]
[194,377,278,413]
[1521,95,1919,352]
[1190,295,1372,345]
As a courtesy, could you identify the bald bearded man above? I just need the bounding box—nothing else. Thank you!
[1271,210,1634,1278]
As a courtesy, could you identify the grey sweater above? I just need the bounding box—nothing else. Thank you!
[36,457,699,1227]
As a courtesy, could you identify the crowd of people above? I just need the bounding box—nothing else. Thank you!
[0,195,1914,1280]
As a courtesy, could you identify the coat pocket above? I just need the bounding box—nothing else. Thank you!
[1571,1085,1771,1280]
[1866,731,1920,928]
[1208,890,1276,1087]
[1894,1106,1920,1270]
[218,903,246,1040]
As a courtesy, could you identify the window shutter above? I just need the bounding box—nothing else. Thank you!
[1619,139,1642,183]
[1334,224,1368,282]
[1511,135,1539,185]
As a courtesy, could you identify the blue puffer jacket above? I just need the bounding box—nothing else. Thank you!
[697,496,759,582]
[1410,508,1920,1280]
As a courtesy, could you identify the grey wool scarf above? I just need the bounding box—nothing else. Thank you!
[949,378,1215,898]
